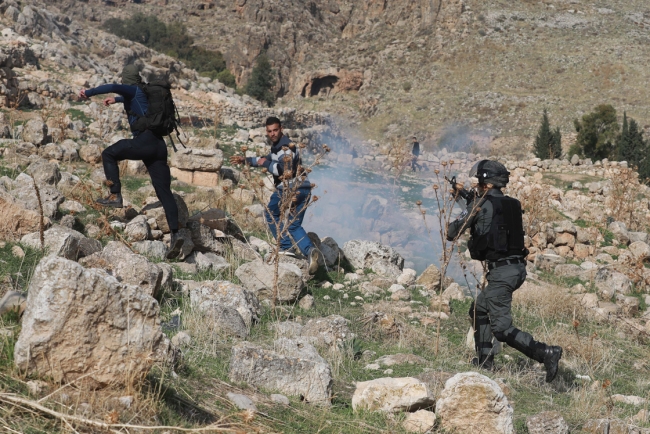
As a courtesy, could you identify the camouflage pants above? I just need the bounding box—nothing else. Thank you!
[469,262,546,362]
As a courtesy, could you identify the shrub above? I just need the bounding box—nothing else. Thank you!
[243,53,276,106]
[534,109,562,159]
[103,14,231,82]
[573,104,619,161]
[216,69,236,88]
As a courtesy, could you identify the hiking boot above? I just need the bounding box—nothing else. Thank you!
[166,232,185,260]
[96,193,123,208]
[471,354,494,371]
[543,346,563,383]
[308,248,321,275]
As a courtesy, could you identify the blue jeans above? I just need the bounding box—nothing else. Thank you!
[265,187,314,256]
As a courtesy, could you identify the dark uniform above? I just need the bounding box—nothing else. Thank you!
[447,160,563,383]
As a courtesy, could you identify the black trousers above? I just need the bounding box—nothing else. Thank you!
[101,130,179,231]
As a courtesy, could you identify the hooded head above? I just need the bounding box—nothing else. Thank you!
[121,64,142,86]
[469,160,510,188]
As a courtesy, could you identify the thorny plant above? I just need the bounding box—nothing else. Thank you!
[415,160,488,355]
[606,166,647,231]
[386,137,414,192]
[233,140,330,310]
[40,99,71,144]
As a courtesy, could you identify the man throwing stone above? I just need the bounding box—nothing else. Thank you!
[79,64,183,259]
[230,116,320,274]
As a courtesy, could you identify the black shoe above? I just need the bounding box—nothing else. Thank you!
[543,346,563,383]
[471,354,494,371]
[308,249,321,275]
[96,193,123,208]
[166,232,184,260]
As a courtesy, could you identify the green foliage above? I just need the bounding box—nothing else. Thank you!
[216,69,236,88]
[573,104,620,160]
[243,53,276,106]
[103,14,231,82]
[534,109,562,159]
[617,112,646,167]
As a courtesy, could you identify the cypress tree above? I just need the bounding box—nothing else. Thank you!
[617,112,631,162]
[534,109,553,159]
[628,119,645,167]
[551,127,562,159]
[244,53,276,106]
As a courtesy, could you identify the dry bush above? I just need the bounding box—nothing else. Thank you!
[507,181,556,240]
[40,99,71,143]
[513,282,585,322]
[606,167,647,231]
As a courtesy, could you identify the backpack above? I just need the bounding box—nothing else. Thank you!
[130,80,184,150]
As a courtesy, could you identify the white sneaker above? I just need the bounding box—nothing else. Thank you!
[278,250,296,257]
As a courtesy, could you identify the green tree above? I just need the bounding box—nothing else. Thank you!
[617,112,630,161]
[551,126,562,159]
[573,105,619,160]
[534,109,552,159]
[216,69,237,88]
[244,53,276,106]
[533,109,562,159]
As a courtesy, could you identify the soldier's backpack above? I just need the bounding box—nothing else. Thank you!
[130,80,184,150]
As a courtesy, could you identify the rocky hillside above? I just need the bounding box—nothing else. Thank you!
[1,1,650,433]
[57,0,650,148]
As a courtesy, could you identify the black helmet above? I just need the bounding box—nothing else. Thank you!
[469,160,510,188]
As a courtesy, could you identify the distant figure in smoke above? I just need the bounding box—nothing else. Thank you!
[79,64,184,259]
[229,117,320,274]
[446,160,563,383]
[410,136,422,172]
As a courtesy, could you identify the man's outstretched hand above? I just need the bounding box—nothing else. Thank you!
[78,89,88,99]
[103,97,116,106]
[229,155,246,165]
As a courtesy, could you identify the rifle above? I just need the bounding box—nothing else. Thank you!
[445,176,476,204]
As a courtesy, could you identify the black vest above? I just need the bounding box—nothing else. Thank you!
[468,195,526,261]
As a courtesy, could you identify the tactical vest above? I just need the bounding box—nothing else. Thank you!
[468,195,526,261]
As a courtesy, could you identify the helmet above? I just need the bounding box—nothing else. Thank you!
[469,160,510,188]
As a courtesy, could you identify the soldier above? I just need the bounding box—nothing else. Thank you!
[447,160,563,383]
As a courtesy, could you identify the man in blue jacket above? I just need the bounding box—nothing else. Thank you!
[79,64,183,259]
[230,117,320,274]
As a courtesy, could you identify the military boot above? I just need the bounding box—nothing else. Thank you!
[471,354,494,371]
[543,346,563,383]
[96,193,123,208]
[166,232,185,260]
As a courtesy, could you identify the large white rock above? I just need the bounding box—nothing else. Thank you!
[235,259,304,303]
[629,241,650,261]
[436,372,514,434]
[526,411,569,434]
[171,147,224,172]
[301,315,354,348]
[79,241,163,298]
[342,240,404,278]
[14,256,169,388]
[352,377,435,412]
[403,410,437,433]
[189,280,261,327]
[20,225,95,260]
[229,341,332,406]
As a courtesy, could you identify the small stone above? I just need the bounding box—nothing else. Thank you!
[383,369,393,375]
[365,363,381,370]
[11,245,25,258]
[26,380,47,396]
[118,396,133,409]
[389,284,405,293]
[343,293,349,299]
[299,295,314,310]
[403,410,436,433]
[345,273,360,282]
[333,283,345,290]
[350,302,357,306]
[355,296,364,301]
[271,394,290,405]
[227,393,257,411]
[323,295,331,300]
[322,282,333,289]
[171,331,191,347]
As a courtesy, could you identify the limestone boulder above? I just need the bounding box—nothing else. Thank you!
[342,240,404,278]
[79,143,102,164]
[186,220,224,253]
[608,221,629,245]
[80,241,163,298]
[14,256,169,388]
[235,259,304,303]
[534,253,566,271]
[595,268,632,297]
[22,118,47,145]
[185,251,230,272]
[229,341,332,406]
[142,193,189,233]
[189,280,261,327]
[188,208,228,232]
[436,372,514,434]
[11,173,64,218]
[301,315,354,348]
[319,236,342,267]
[629,241,650,261]
[171,147,223,172]
[132,240,168,260]
[352,377,435,412]
[124,215,151,242]
[526,411,569,434]
[25,158,60,186]
[0,185,47,241]
[20,225,87,260]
